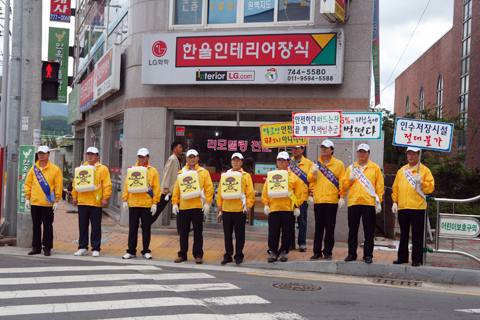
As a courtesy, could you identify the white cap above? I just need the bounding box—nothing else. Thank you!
[293,145,305,148]
[137,148,149,156]
[231,152,244,160]
[357,143,370,152]
[186,149,199,157]
[407,147,421,153]
[86,147,99,154]
[277,151,290,160]
[321,140,334,148]
[38,146,50,153]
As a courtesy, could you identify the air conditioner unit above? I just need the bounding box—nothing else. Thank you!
[320,0,346,23]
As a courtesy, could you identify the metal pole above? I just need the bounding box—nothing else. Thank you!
[2,0,22,237]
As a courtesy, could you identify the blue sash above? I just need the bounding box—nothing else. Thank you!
[147,183,153,199]
[34,166,56,204]
[288,159,309,185]
[316,160,339,190]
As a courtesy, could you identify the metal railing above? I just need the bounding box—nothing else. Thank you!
[424,195,480,265]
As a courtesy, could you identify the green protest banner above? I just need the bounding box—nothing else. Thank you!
[18,146,35,213]
[48,27,69,103]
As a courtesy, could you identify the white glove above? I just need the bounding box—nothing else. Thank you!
[202,204,210,216]
[52,203,58,212]
[165,194,170,201]
[307,196,314,206]
[392,203,398,214]
[375,202,382,214]
[217,211,223,218]
[264,206,270,216]
[123,201,129,213]
[294,208,301,217]
[349,172,355,181]
[338,198,345,209]
[414,174,423,185]
[150,204,157,216]
[312,164,319,173]
[172,205,179,215]
[25,200,30,211]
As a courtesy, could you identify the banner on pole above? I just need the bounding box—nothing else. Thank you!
[260,122,309,148]
[292,111,342,138]
[48,27,69,103]
[372,0,380,106]
[17,146,35,213]
[393,118,454,152]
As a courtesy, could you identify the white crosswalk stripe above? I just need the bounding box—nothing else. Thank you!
[456,309,480,314]
[0,265,160,273]
[100,312,307,320]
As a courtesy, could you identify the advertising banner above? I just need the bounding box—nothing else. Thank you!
[80,71,95,113]
[47,27,69,103]
[372,0,380,106]
[67,85,82,125]
[260,122,309,148]
[338,112,382,139]
[17,146,35,213]
[50,0,71,22]
[393,118,454,152]
[142,29,345,85]
[292,111,342,138]
[94,45,121,103]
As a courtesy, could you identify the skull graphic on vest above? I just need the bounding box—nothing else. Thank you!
[77,170,92,186]
[270,174,286,190]
[128,171,145,187]
[224,176,239,192]
[181,175,198,193]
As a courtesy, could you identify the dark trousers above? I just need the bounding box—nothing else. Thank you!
[127,207,152,255]
[268,211,295,255]
[313,203,338,256]
[31,205,54,250]
[78,205,103,252]
[150,193,170,225]
[178,208,203,259]
[222,211,246,260]
[347,205,376,259]
[398,209,425,264]
[290,201,308,247]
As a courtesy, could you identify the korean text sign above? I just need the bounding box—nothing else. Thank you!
[17,146,35,214]
[50,0,71,22]
[80,71,95,113]
[48,27,69,103]
[293,111,342,138]
[142,29,345,85]
[439,217,480,237]
[260,122,309,148]
[339,112,382,139]
[393,118,453,152]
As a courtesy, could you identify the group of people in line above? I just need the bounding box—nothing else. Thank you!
[24,139,434,267]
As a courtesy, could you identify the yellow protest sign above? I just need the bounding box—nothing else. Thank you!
[126,167,148,193]
[267,170,290,198]
[220,171,242,200]
[260,122,308,148]
[177,171,201,200]
[74,166,96,192]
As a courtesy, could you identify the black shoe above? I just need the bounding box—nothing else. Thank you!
[324,254,333,260]
[310,254,322,260]
[279,251,288,262]
[268,252,278,263]
[289,245,296,251]
[235,259,243,265]
[221,257,233,265]
[344,255,356,262]
[411,262,421,267]
[393,259,406,265]
[364,256,373,264]
[28,248,41,255]
[299,245,306,252]
[44,249,51,256]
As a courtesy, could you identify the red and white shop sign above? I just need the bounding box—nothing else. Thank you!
[176,127,185,136]
[50,0,71,22]
[142,29,344,85]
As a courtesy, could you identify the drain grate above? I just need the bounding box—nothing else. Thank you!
[373,278,422,287]
[273,283,322,291]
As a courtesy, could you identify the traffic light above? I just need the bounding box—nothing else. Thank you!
[41,61,60,101]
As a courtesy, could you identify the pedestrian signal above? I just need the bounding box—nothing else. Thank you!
[41,61,60,101]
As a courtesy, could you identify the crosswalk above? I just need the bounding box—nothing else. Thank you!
[0,264,307,319]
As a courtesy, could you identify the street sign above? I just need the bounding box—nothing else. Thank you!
[260,122,308,148]
[17,146,35,213]
[292,111,342,138]
[439,216,480,238]
[393,118,454,152]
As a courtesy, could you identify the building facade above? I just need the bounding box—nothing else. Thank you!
[394,0,479,169]
[69,0,379,240]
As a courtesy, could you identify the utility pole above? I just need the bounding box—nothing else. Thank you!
[15,0,42,246]
[2,0,22,238]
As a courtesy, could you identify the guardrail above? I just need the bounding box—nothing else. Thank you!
[424,195,480,265]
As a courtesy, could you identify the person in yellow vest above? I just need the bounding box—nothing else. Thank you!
[262,151,304,263]
[392,147,435,267]
[307,140,346,260]
[24,146,63,256]
[72,147,112,257]
[289,145,313,252]
[122,148,161,260]
[172,149,214,264]
[343,143,384,264]
[217,153,255,265]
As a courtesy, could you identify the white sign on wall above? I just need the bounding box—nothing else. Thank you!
[94,45,121,103]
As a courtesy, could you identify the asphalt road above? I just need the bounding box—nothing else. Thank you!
[1,248,480,320]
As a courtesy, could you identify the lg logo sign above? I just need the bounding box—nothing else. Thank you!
[152,41,167,57]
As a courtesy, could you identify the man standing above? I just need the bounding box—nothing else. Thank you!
[217,153,255,265]
[24,146,63,256]
[262,151,304,263]
[122,148,161,260]
[151,142,183,225]
[392,147,434,267]
[72,147,112,257]
[289,146,313,252]
[343,144,384,264]
[172,149,213,264]
[307,140,346,260]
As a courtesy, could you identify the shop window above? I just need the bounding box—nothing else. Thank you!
[108,0,129,33]
[109,118,124,209]
[240,112,292,122]
[244,0,274,23]
[208,0,237,24]
[174,0,203,25]
[418,87,424,120]
[405,95,410,115]
[277,0,310,22]
[436,74,443,118]
[175,111,237,121]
